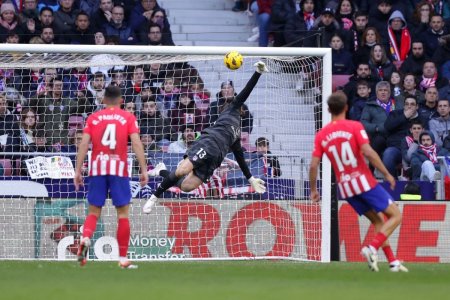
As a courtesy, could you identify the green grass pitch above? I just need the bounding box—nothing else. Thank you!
[0,261,448,300]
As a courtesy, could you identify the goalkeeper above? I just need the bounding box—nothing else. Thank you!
[143,61,268,213]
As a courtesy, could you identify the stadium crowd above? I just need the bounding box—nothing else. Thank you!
[236,0,450,182]
[2,0,450,183]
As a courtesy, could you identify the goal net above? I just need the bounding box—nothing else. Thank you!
[0,44,331,262]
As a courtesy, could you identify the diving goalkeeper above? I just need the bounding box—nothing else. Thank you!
[143,61,268,213]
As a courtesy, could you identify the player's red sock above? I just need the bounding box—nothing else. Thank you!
[117,218,130,257]
[82,214,98,239]
[369,232,387,251]
[382,245,396,263]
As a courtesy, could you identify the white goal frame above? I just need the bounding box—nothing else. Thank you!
[0,44,332,262]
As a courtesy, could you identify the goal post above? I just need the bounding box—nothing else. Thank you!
[0,44,332,262]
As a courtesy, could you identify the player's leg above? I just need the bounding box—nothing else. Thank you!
[77,176,107,266]
[179,171,204,192]
[110,176,138,269]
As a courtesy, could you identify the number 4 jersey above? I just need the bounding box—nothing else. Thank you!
[84,107,139,177]
[312,120,378,198]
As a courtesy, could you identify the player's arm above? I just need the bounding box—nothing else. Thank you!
[232,145,266,193]
[74,133,91,191]
[130,132,148,187]
[361,143,395,190]
[308,156,321,202]
[233,61,268,106]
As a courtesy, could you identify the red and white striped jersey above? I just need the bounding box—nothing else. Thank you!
[84,107,139,177]
[312,120,378,198]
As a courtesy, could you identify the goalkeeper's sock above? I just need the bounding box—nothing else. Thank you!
[117,218,130,257]
[382,245,396,263]
[369,232,387,251]
[154,171,180,197]
[82,214,98,239]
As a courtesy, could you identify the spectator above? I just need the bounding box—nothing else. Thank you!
[361,81,396,157]
[36,67,57,97]
[40,26,55,44]
[130,0,167,34]
[400,119,424,176]
[395,73,425,107]
[352,10,369,53]
[343,62,377,107]
[91,0,113,32]
[421,14,448,58]
[349,80,372,121]
[270,0,299,46]
[94,31,106,45]
[0,93,20,154]
[37,0,59,13]
[389,71,402,97]
[248,0,273,47]
[18,107,37,152]
[124,101,136,115]
[140,126,158,152]
[157,77,179,118]
[330,33,354,74]
[369,44,396,81]
[65,11,95,44]
[124,65,146,110]
[368,0,393,43]
[146,23,166,45]
[429,99,450,148]
[29,76,89,145]
[167,124,196,153]
[139,96,171,143]
[35,7,55,35]
[411,131,448,181]
[399,41,429,77]
[0,2,26,43]
[432,34,450,69]
[409,1,434,37]
[387,10,411,62]
[418,86,439,127]
[19,0,40,42]
[254,137,281,177]
[354,27,383,66]
[53,0,80,40]
[335,0,356,31]
[304,8,345,48]
[110,67,126,94]
[85,71,107,112]
[189,80,210,110]
[169,92,204,133]
[147,62,166,93]
[284,0,316,47]
[103,5,136,45]
[419,60,448,91]
[147,8,173,45]
[383,95,421,177]
[207,80,253,134]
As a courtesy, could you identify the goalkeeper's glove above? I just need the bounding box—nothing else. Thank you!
[249,176,266,193]
[254,61,269,74]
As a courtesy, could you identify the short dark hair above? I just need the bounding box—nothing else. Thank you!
[327,91,348,115]
[104,85,122,103]
[255,137,269,147]
[404,95,418,105]
[356,80,370,88]
[409,119,423,128]
[354,10,368,18]
[40,7,53,15]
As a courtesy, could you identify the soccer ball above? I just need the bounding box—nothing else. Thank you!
[224,51,243,70]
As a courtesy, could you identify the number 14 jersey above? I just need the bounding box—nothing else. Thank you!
[84,107,139,177]
[312,120,378,198]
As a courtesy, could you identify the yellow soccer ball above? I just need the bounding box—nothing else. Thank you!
[224,51,243,70]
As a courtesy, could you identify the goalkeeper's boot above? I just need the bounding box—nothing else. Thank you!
[143,194,158,214]
[119,260,138,269]
[361,246,379,272]
[147,162,166,177]
[77,237,91,267]
[389,260,409,272]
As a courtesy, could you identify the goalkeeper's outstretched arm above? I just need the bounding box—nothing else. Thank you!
[232,146,266,194]
[233,61,269,106]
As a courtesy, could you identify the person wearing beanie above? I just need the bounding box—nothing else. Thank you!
[0,2,21,43]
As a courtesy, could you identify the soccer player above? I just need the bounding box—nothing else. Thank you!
[74,85,148,269]
[309,91,408,272]
[143,61,268,213]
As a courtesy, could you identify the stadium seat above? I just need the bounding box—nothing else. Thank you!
[332,75,351,92]
[0,159,13,176]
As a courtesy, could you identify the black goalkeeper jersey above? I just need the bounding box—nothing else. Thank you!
[202,71,261,158]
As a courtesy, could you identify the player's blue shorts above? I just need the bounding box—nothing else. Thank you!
[346,184,394,216]
[88,175,131,207]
